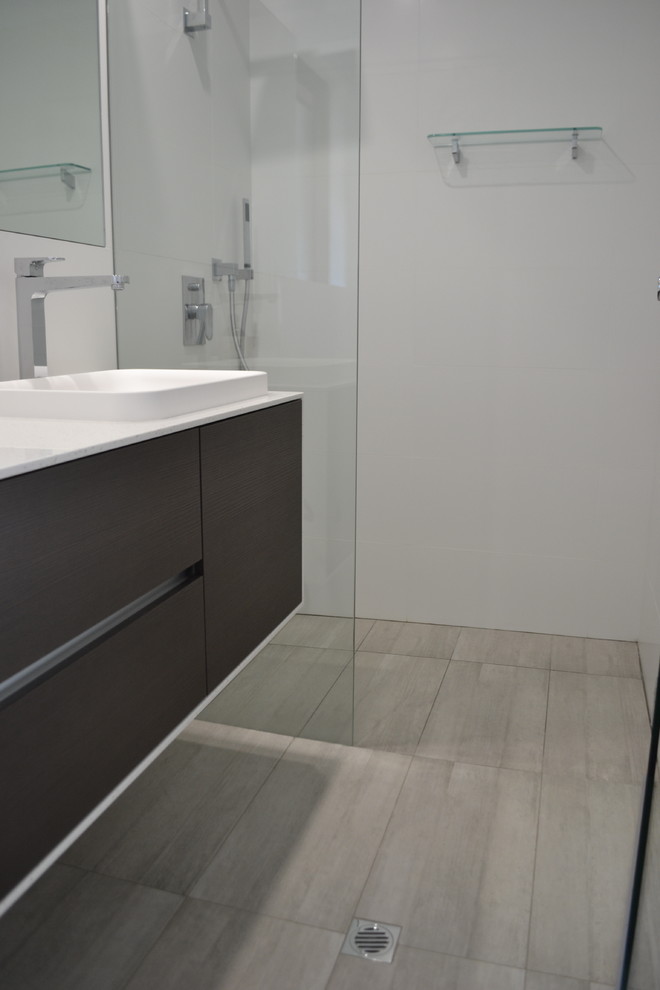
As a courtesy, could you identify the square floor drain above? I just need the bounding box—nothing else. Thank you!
[340,918,401,963]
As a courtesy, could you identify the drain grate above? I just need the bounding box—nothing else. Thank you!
[340,919,401,963]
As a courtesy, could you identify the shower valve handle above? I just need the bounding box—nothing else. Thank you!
[184,302,213,341]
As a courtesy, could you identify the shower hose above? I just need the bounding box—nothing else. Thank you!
[228,275,250,371]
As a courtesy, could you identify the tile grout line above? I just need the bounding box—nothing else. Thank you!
[61,724,298,900]
[113,885,190,990]
[324,747,417,958]
[0,865,90,974]
[523,658,552,976]
[297,647,354,743]
[411,651,455,757]
[185,889,350,937]
[174,727,300,898]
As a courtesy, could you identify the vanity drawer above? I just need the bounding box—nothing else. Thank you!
[0,578,206,899]
[0,429,202,682]
[201,399,302,689]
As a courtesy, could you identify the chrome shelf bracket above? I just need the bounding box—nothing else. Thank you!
[59,167,76,190]
[571,129,579,160]
[451,137,461,164]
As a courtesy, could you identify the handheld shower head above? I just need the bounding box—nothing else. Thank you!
[242,198,252,270]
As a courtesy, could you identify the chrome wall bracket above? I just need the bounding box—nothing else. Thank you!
[211,258,254,282]
[182,276,213,345]
[183,1,211,33]
[571,129,579,159]
[451,137,461,164]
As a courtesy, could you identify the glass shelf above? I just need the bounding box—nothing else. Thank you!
[0,163,91,189]
[427,127,603,150]
[429,127,602,167]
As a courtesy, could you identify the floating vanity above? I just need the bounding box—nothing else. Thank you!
[0,377,302,908]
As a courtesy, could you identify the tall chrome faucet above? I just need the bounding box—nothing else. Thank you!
[14,257,130,379]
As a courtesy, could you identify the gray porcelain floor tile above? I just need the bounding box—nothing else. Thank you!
[327,945,525,989]
[352,652,448,754]
[416,661,548,772]
[360,619,461,660]
[271,613,355,650]
[550,636,641,677]
[453,628,552,668]
[525,975,613,990]
[0,872,181,990]
[300,663,354,746]
[357,758,540,968]
[65,721,234,868]
[304,652,448,755]
[198,644,351,737]
[543,671,650,782]
[62,730,207,869]
[528,774,642,984]
[64,723,291,893]
[0,865,86,967]
[190,737,410,932]
[125,899,343,990]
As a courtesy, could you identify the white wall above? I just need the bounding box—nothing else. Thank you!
[110,0,252,371]
[356,0,660,640]
[0,1,116,382]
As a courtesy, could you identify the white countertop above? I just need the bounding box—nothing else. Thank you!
[0,390,302,481]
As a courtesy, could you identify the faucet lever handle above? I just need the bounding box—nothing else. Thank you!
[14,257,66,277]
[17,257,66,277]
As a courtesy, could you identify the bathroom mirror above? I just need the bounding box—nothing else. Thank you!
[0,0,105,246]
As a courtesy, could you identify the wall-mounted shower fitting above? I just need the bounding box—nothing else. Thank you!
[182,276,213,345]
[211,259,254,283]
[183,0,211,33]
[242,199,252,270]
[212,259,253,371]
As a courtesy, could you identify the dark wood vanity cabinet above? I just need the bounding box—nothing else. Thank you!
[201,400,303,689]
[0,429,202,684]
[0,398,302,902]
[0,582,206,897]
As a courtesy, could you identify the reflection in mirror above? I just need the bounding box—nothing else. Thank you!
[0,0,105,246]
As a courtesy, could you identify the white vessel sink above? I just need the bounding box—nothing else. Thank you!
[0,368,269,421]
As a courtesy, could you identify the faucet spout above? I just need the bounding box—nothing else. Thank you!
[14,257,130,379]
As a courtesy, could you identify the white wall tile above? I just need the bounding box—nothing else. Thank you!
[418,0,630,67]
[302,536,355,617]
[361,0,419,68]
[111,0,253,371]
[358,172,420,278]
[109,3,216,263]
[360,68,427,175]
[357,540,643,640]
[358,453,602,559]
[357,0,660,638]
